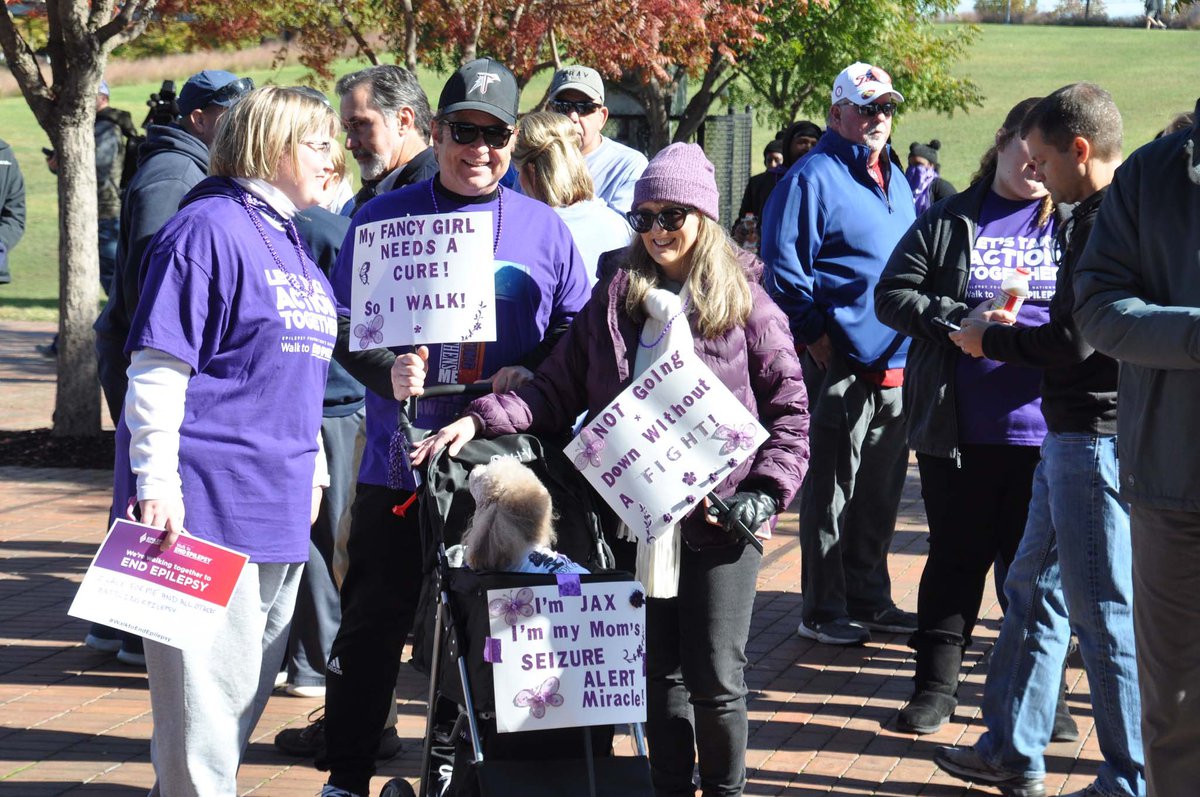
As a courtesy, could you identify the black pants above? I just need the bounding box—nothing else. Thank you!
[646,540,761,797]
[319,483,424,795]
[914,444,1040,649]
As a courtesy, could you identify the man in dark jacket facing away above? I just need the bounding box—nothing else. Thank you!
[933,83,1144,797]
[0,138,25,285]
[1074,98,1200,797]
[760,62,916,646]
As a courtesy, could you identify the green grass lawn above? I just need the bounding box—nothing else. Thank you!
[2,23,1198,321]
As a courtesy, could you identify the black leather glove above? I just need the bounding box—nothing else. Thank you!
[721,491,778,536]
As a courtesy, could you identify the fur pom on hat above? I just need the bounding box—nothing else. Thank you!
[464,459,554,571]
[908,139,942,166]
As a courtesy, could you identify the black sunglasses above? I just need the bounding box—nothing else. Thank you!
[551,99,602,117]
[210,77,255,105]
[848,101,897,118]
[626,206,692,233]
[439,120,514,148]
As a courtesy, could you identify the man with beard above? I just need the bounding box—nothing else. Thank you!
[760,62,916,647]
[335,65,437,209]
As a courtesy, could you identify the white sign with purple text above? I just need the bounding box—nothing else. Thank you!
[487,579,647,733]
[349,211,496,349]
[566,348,768,543]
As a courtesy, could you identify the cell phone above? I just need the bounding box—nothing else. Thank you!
[931,316,961,333]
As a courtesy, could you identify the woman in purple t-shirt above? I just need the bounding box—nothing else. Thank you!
[876,97,1059,736]
[118,87,341,794]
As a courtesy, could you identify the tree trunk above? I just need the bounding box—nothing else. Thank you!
[52,119,102,437]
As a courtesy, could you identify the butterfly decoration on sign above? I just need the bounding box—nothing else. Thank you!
[712,423,758,456]
[358,261,371,285]
[572,429,605,471]
[354,315,384,349]
[514,676,564,719]
[488,587,535,626]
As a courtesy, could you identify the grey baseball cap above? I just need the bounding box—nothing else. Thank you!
[549,66,605,104]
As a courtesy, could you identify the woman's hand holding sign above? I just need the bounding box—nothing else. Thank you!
[133,497,187,551]
[391,345,430,400]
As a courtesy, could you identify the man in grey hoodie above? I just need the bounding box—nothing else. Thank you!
[1074,99,1200,797]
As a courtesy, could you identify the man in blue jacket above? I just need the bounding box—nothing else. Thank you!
[760,62,916,646]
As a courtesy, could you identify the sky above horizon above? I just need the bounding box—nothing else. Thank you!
[954,0,1149,16]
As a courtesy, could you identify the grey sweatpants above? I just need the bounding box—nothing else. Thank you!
[145,561,304,797]
[1129,506,1200,797]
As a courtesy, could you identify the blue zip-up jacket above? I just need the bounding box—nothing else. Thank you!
[760,131,915,371]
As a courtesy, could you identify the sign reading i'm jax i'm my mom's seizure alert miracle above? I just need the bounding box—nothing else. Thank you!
[487,580,647,733]
[567,347,768,543]
[68,519,248,650]
[349,211,497,350]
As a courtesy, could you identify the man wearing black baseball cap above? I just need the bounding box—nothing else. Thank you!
[316,58,590,797]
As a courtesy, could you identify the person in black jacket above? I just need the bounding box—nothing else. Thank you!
[905,140,956,216]
[934,83,1144,797]
[0,138,25,285]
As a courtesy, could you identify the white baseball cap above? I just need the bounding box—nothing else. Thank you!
[831,62,904,106]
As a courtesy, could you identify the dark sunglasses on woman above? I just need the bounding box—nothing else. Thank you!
[210,77,256,105]
[439,120,514,149]
[626,206,692,233]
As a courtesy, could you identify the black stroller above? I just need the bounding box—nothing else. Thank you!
[390,386,654,797]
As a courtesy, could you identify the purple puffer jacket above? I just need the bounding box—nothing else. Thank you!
[467,246,810,550]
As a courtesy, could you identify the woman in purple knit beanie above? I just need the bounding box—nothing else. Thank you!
[414,141,810,796]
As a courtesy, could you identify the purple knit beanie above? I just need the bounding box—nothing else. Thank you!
[632,142,720,222]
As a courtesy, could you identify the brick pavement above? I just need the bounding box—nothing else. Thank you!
[0,320,1107,796]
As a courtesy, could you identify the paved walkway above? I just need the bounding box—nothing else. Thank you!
[0,320,1106,795]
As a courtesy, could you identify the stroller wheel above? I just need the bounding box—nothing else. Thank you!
[379,778,417,797]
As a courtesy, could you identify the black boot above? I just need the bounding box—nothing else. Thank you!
[898,634,964,735]
[1052,665,1079,743]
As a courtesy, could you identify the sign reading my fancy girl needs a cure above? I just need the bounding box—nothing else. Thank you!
[349,211,497,350]
[566,347,768,543]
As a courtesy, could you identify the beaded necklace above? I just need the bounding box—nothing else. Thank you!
[639,296,691,349]
[236,185,314,298]
[429,181,504,254]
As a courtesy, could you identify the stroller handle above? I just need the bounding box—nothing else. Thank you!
[398,382,493,446]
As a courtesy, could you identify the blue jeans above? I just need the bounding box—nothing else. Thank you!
[976,432,1144,796]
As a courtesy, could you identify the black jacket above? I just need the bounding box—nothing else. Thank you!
[981,187,1116,435]
[94,124,209,343]
[294,206,365,417]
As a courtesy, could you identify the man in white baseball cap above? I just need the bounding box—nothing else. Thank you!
[547,64,646,213]
[759,61,916,648]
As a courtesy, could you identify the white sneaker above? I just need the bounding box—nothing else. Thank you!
[285,683,327,698]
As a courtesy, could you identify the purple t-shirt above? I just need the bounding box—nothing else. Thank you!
[332,179,590,489]
[955,191,1057,446]
[115,178,337,562]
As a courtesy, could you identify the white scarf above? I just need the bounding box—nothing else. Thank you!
[621,286,691,598]
[233,177,298,228]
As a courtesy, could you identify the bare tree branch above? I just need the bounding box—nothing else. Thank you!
[0,7,53,121]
